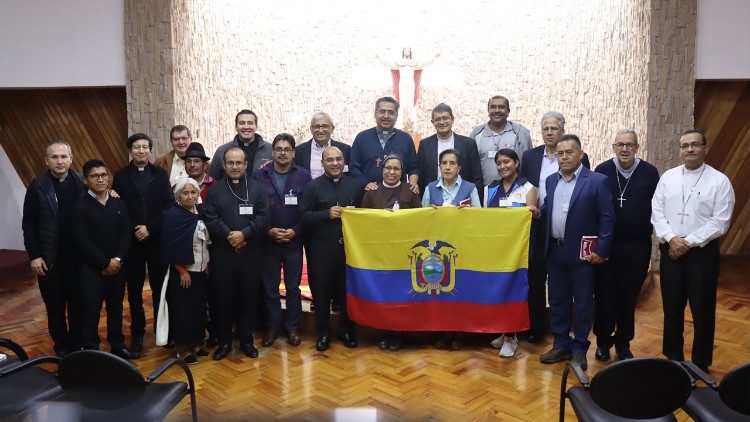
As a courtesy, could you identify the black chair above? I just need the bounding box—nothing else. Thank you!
[559,357,694,421]
[681,361,750,421]
[0,338,64,419]
[52,349,198,421]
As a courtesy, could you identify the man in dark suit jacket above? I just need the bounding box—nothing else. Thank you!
[112,133,174,356]
[417,103,482,194]
[538,134,614,371]
[294,112,351,179]
[518,111,590,343]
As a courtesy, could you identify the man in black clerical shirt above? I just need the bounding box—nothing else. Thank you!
[112,133,173,356]
[22,141,86,357]
[203,147,269,360]
[73,159,133,359]
[300,146,364,352]
[593,130,659,362]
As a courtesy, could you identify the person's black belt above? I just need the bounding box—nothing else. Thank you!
[550,237,564,246]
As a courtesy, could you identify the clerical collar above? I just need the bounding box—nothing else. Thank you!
[613,157,641,179]
[136,164,146,171]
[51,171,69,182]
[684,163,706,174]
[378,129,394,138]
[231,178,241,184]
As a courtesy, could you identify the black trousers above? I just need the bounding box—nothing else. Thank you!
[210,247,261,345]
[37,254,82,353]
[308,239,352,337]
[79,265,126,350]
[594,241,651,349]
[527,219,549,336]
[659,240,720,368]
[123,244,168,339]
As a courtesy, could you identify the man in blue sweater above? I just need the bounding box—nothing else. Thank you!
[593,130,659,362]
[349,97,420,193]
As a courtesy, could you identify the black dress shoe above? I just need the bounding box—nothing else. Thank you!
[316,334,330,351]
[130,337,144,353]
[193,347,209,357]
[595,347,611,361]
[378,339,390,350]
[111,347,138,360]
[240,342,259,358]
[388,339,403,352]
[616,345,633,360]
[339,332,358,348]
[262,330,278,347]
[213,344,232,360]
[287,331,301,346]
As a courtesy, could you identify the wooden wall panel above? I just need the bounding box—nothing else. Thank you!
[695,80,750,256]
[0,88,128,187]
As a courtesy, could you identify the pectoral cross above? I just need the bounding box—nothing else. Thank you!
[617,195,626,208]
[678,209,689,224]
[375,157,382,167]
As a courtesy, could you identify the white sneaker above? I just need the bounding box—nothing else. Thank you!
[499,336,518,358]
[490,336,504,349]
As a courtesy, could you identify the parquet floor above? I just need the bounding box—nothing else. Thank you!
[1,257,748,421]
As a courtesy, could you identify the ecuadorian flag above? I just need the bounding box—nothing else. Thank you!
[342,207,531,333]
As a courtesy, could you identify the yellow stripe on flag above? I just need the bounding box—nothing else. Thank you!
[342,207,530,272]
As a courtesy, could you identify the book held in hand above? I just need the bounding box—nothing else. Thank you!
[580,236,598,260]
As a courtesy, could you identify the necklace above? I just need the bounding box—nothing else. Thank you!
[226,177,249,203]
[615,170,633,208]
[679,166,705,224]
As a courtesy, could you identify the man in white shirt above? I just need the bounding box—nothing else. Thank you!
[154,125,191,186]
[651,130,735,372]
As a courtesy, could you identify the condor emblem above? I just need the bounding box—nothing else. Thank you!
[408,240,457,296]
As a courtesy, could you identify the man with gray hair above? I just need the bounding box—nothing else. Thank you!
[592,129,659,362]
[22,140,87,357]
[294,112,351,179]
[469,95,532,186]
[515,112,589,344]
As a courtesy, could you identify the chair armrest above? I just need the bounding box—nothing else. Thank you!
[146,357,196,392]
[0,338,29,361]
[679,361,717,388]
[568,361,590,386]
[0,355,61,377]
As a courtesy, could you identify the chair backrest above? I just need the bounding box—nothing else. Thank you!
[58,350,145,410]
[588,358,693,419]
[719,362,750,415]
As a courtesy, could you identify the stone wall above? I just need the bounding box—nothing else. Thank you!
[126,0,695,170]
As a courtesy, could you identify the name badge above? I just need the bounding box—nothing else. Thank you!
[285,196,298,205]
[497,199,511,208]
[487,150,498,159]
[344,165,349,172]
[561,202,569,213]
[239,205,253,215]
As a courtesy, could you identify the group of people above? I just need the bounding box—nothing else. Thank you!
[23,95,735,372]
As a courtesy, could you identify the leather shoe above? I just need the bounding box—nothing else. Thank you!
[540,347,573,364]
[130,337,144,353]
[595,347,611,361]
[339,332,358,348]
[240,342,259,358]
[316,334,330,351]
[378,339,390,350]
[287,331,301,346]
[111,347,138,360]
[213,344,232,360]
[388,339,403,352]
[616,345,633,360]
[572,352,588,371]
[262,330,278,347]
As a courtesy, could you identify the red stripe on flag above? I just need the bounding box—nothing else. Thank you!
[347,295,529,333]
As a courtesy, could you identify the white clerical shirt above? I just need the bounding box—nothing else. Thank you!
[651,163,735,248]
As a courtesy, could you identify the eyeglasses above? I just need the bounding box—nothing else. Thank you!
[273,147,294,153]
[310,124,332,131]
[432,116,453,123]
[613,142,638,150]
[376,109,397,117]
[679,142,706,150]
[171,136,190,141]
[224,161,246,168]
[383,166,402,173]
[87,173,109,180]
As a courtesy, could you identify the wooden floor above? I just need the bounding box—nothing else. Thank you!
[1,257,748,421]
